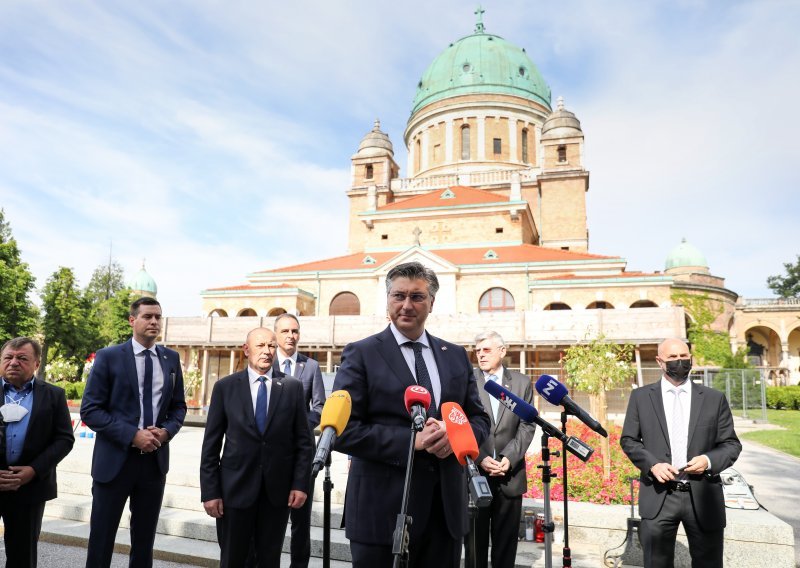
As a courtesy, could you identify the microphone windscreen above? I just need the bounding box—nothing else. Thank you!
[404,385,431,414]
[319,390,352,436]
[441,402,478,466]
[535,374,569,405]
[484,380,538,422]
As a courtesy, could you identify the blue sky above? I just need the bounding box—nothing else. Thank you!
[1,1,798,316]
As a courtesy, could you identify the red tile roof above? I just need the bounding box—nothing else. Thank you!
[204,283,296,292]
[376,186,507,211]
[534,271,657,281]
[258,251,398,273]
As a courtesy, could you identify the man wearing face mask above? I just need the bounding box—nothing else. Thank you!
[621,338,742,568]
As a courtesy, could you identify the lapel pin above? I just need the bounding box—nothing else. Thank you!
[441,346,447,351]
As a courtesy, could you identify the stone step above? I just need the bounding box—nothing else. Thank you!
[39,517,354,567]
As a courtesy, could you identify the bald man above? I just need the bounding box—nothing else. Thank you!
[620,338,741,568]
[200,328,313,567]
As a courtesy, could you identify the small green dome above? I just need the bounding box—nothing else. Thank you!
[411,22,551,115]
[665,238,708,270]
[129,261,157,295]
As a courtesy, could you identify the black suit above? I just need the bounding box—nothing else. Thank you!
[200,368,313,567]
[332,326,490,568]
[468,368,536,568]
[0,379,74,567]
[273,353,326,568]
[80,340,186,568]
[621,380,742,567]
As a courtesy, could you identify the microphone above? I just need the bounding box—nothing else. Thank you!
[484,380,594,462]
[535,375,608,438]
[441,402,492,507]
[404,385,431,432]
[311,390,352,479]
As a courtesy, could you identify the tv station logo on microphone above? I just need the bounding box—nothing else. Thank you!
[541,378,558,397]
[498,392,517,412]
[447,406,468,425]
[410,385,428,395]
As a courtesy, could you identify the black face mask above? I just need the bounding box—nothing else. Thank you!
[664,359,692,382]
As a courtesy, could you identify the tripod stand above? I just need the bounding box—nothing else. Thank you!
[560,411,572,567]
[537,431,558,568]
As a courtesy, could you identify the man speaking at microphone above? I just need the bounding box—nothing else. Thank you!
[469,331,536,568]
[333,261,490,568]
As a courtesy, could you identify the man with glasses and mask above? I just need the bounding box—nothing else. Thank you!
[621,338,742,568]
[333,261,490,568]
[0,337,74,567]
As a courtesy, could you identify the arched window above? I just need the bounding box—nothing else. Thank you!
[209,309,228,317]
[330,292,360,316]
[415,139,421,172]
[461,125,471,160]
[267,307,287,317]
[237,308,257,317]
[479,288,514,313]
[544,302,571,311]
[630,300,658,308]
[521,128,529,163]
[587,301,614,309]
[557,144,567,163]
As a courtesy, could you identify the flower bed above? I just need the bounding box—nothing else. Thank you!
[524,421,639,505]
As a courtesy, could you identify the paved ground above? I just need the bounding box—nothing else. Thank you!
[732,436,800,567]
[0,542,191,567]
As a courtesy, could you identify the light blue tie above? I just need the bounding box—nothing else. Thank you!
[283,359,292,376]
[255,376,268,433]
[488,375,500,421]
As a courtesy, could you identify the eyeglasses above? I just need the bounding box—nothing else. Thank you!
[388,292,429,304]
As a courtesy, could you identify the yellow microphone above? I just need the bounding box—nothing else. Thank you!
[312,390,351,478]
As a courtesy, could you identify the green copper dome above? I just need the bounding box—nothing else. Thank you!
[411,19,551,115]
[665,238,708,270]
[129,262,158,295]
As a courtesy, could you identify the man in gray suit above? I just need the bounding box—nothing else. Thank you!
[467,331,536,568]
[273,313,326,568]
[621,338,741,568]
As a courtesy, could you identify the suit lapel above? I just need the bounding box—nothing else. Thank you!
[236,371,257,431]
[263,371,284,434]
[122,341,140,401]
[495,368,516,427]
[687,383,705,449]
[155,346,173,418]
[474,369,496,429]
[296,353,308,380]
[27,380,47,436]
[647,383,671,448]
[376,326,416,391]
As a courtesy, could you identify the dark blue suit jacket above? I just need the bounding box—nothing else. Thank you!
[80,340,187,483]
[272,352,326,429]
[332,326,490,544]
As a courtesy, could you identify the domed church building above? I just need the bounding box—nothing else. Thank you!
[163,12,799,402]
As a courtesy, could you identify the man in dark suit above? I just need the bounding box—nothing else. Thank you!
[467,331,536,568]
[0,337,74,567]
[200,327,313,567]
[81,297,187,568]
[621,338,742,568]
[333,261,491,568]
[273,313,326,568]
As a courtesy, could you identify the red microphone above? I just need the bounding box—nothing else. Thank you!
[441,402,492,507]
[404,385,431,432]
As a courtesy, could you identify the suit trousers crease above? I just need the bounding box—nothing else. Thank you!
[85,451,166,568]
[0,499,46,568]
[639,488,723,568]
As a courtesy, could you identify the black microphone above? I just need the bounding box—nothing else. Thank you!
[535,375,608,438]
[484,380,594,462]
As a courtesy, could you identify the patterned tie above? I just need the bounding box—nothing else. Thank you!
[669,388,687,470]
[255,376,268,434]
[283,359,292,377]
[487,375,500,422]
[407,342,437,415]
[142,350,154,428]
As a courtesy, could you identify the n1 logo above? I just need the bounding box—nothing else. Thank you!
[542,379,557,397]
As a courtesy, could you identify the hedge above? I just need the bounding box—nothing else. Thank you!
[766,386,800,410]
[53,380,87,401]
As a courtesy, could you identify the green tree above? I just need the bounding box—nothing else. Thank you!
[766,255,800,298]
[562,335,636,479]
[672,291,735,366]
[41,267,99,374]
[0,209,39,342]
[85,260,126,304]
[92,287,133,347]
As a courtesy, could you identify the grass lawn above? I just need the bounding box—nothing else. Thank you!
[737,409,800,458]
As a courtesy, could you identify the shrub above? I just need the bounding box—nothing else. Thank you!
[767,386,800,410]
[53,380,86,400]
[524,422,639,505]
[45,357,80,383]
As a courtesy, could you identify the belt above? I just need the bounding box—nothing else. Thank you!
[667,480,691,492]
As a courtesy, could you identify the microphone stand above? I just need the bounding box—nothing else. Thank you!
[322,452,332,568]
[464,491,478,568]
[560,411,572,567]
[392,423,419,568]
[537,431,557,568]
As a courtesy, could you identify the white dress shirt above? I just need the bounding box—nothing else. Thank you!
[659,376,711,471]
[247,366,274,416]
[132,338,164,429]
[389,323,442,406]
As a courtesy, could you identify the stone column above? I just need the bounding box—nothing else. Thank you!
[477,115,486,160]
[445,120,454,163]
[200,349,210,405]
[519,348,527,374]
[326,351,333,373]
[229,349,237,375]
[508,118,518,161]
